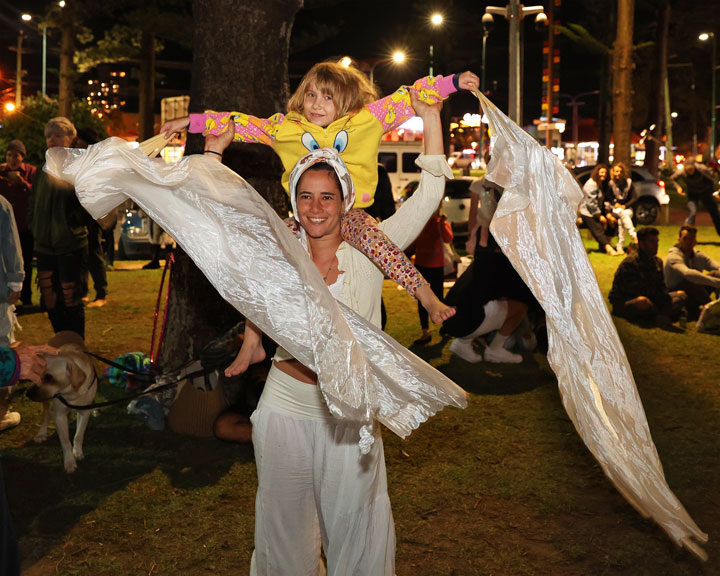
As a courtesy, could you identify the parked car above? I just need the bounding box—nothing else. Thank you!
[572,166,669,225]
[395,176,478,236]
[448,149,481,171]
[378,141,423,199]
[118,208,175,260]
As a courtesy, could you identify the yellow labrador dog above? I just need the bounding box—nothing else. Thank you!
[26,332,97,473]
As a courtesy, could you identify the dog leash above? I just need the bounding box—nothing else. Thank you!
[51,365,217,410]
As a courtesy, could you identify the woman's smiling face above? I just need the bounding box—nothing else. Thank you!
[295,168,344,239]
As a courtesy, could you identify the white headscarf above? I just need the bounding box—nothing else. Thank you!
[288,147,355,221]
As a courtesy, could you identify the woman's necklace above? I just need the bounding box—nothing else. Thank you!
[321,258,337,282]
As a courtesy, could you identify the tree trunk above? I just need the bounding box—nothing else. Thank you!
[645,0,669,176]
[138,30,156,141]
[159,0,302,369]
[57,2,76,118]
[611,0,634,167]
[598,53,613,165]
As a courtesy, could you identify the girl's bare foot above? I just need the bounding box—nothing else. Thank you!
[225,343,266,377]
[416,284,457,324]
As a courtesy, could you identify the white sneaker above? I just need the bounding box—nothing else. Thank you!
[449,338,484,363]
[484,346,523,364]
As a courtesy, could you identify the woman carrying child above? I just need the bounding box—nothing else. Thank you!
[161,61,479,325]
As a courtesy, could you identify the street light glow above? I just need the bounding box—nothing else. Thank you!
[699,33,711,41]
[339,56,352,68]
[431,13,443,26]
[392,51,405,63]
[21,14,32,21]
[671,111,678,118]
[4,102,16,113]
[58,1,66,7]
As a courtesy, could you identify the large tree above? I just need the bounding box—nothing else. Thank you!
[159,0,302,368]
[612,0,634,167]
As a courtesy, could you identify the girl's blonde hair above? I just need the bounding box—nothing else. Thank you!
[288,61,379,118]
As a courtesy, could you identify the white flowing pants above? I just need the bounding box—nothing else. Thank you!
[249,364,395,576]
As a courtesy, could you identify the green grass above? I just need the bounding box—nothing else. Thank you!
[3,228,720,575]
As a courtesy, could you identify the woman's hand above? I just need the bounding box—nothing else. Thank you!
[160,117,190,139]
[17,345,58,384]
[204,121,236,160]
[457,71,480,92]
[409,88,442,119]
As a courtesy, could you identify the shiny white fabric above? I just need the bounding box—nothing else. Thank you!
[44,139,467,454]
[478,93,708,559]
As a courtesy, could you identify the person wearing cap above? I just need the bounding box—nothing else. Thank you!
[219,91,452,575]
[670,158,720,237]
[28,117,88,338]
[0,140,36,308]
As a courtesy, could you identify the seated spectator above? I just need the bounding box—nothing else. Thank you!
[664,225,720,320]
[609,227,686,327]
[444,182,536,363]
[578,164,619,255]
[607,162,638,255]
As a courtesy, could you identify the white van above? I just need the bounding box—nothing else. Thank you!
[378,141,424,200]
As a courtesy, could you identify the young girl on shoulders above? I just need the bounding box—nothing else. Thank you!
[162,61,479,323]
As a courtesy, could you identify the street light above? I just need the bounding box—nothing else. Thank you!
[429,13,444,76]
[339,56,352,69]
[369,50,406,85]
[485,1,546,124]
[699,32,717,160]
[21,13,48,98]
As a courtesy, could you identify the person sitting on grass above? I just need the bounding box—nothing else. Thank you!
[578,164,619,256]
[663,225,720,321]
[609,227,686,327]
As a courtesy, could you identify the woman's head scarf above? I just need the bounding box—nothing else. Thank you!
[288,147,355,222]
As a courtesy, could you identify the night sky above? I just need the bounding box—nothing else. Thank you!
[0,0,718,144]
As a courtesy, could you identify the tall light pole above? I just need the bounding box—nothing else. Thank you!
[13,31,26,108]
[699,32,717,160]
[484,1,545,125]
[429,13,444,76]
[478,13,494,161]
[21,13,48,98]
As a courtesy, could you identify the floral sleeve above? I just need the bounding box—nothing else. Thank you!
[188,111,285,146]
[366,74,457,132]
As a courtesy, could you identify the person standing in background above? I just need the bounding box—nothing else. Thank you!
[0,141,36,309]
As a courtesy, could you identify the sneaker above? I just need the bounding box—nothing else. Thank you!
[484,346,523,364]
[0,411,21,431]
[87,298,107,308]
[449,338,484,363]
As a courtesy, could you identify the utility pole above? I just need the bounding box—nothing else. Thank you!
[485,1,546,125]
[13,32,25,108]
